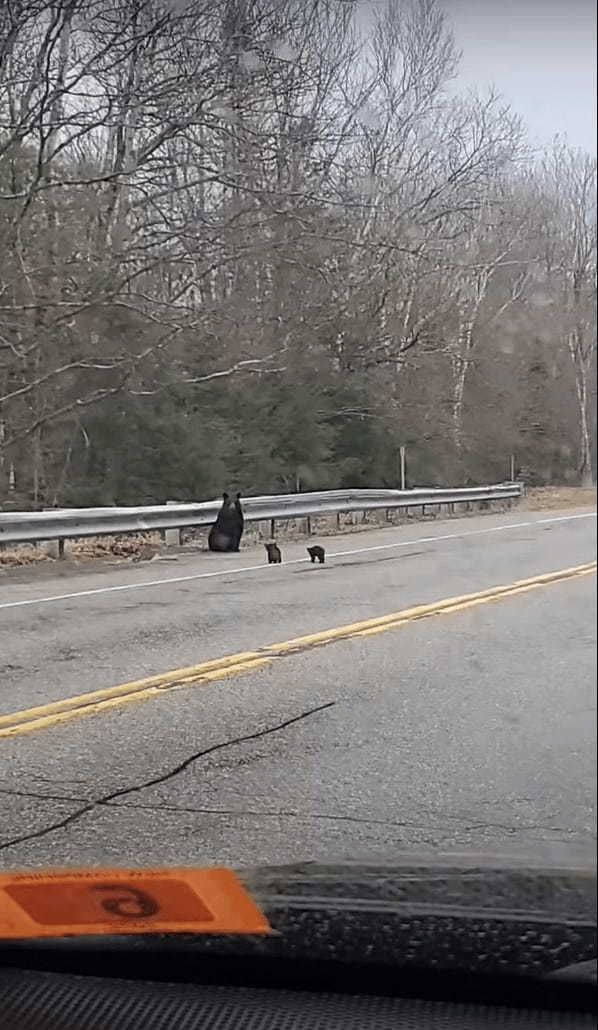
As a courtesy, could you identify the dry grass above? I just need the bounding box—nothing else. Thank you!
[522,486,597,511]
[0,544,52,567]
[70,533,160,560]
[0,532,161,567]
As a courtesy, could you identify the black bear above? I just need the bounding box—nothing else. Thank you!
[265,542,282,564]
[208,491,245,552]
[307,545,325,564]
[208,493,235,552]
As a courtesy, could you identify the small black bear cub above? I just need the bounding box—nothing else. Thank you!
[307,545,325,564]
[265,542,282,564]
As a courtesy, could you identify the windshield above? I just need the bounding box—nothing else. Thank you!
[0,0,596,959]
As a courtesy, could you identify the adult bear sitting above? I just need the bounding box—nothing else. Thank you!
[204,492,242,556]
[208,492,238,552]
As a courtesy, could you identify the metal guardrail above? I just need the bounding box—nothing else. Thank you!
[0,485,521,546]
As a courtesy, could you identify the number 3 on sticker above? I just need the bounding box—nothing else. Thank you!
[6,877,208,926]
[92,885,160,919]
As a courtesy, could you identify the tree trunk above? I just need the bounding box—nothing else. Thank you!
[574,366,594,486]
[568,328,595,486]
[31,425,42,507]
[450,317,474,452]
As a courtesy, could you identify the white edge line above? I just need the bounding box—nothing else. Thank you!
[0,512,595,611]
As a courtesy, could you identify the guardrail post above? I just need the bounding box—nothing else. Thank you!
[165,501,182,547]
[306,515,312,535]
[270,518,275,538]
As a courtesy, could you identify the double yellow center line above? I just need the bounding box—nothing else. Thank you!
[1,560,595,740]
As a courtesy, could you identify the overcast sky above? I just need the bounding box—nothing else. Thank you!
[441,0,596,153]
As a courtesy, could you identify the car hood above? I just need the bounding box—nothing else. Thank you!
[3,854,595,980]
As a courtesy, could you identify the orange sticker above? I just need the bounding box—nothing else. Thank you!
[0,867,271,939]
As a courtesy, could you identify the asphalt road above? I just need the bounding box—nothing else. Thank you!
[0,506,595,872]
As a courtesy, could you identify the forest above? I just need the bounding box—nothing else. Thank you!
[0,0,596,508]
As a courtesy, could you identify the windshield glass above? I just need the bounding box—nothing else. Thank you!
[0,0,596,954]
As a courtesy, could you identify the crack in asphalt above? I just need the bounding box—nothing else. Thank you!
[0,785,580,840]
[0,787,91,804]
[0,701,335,851]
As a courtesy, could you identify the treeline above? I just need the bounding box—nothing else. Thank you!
[0,0,595,507]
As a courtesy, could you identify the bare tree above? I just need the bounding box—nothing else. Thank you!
[535,145,596,485]
[0,1,594,504]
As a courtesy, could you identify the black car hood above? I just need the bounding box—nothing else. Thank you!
[233,855,597,978]
[2,855,595,980]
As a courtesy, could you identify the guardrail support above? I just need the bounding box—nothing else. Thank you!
[165,502,182,547]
